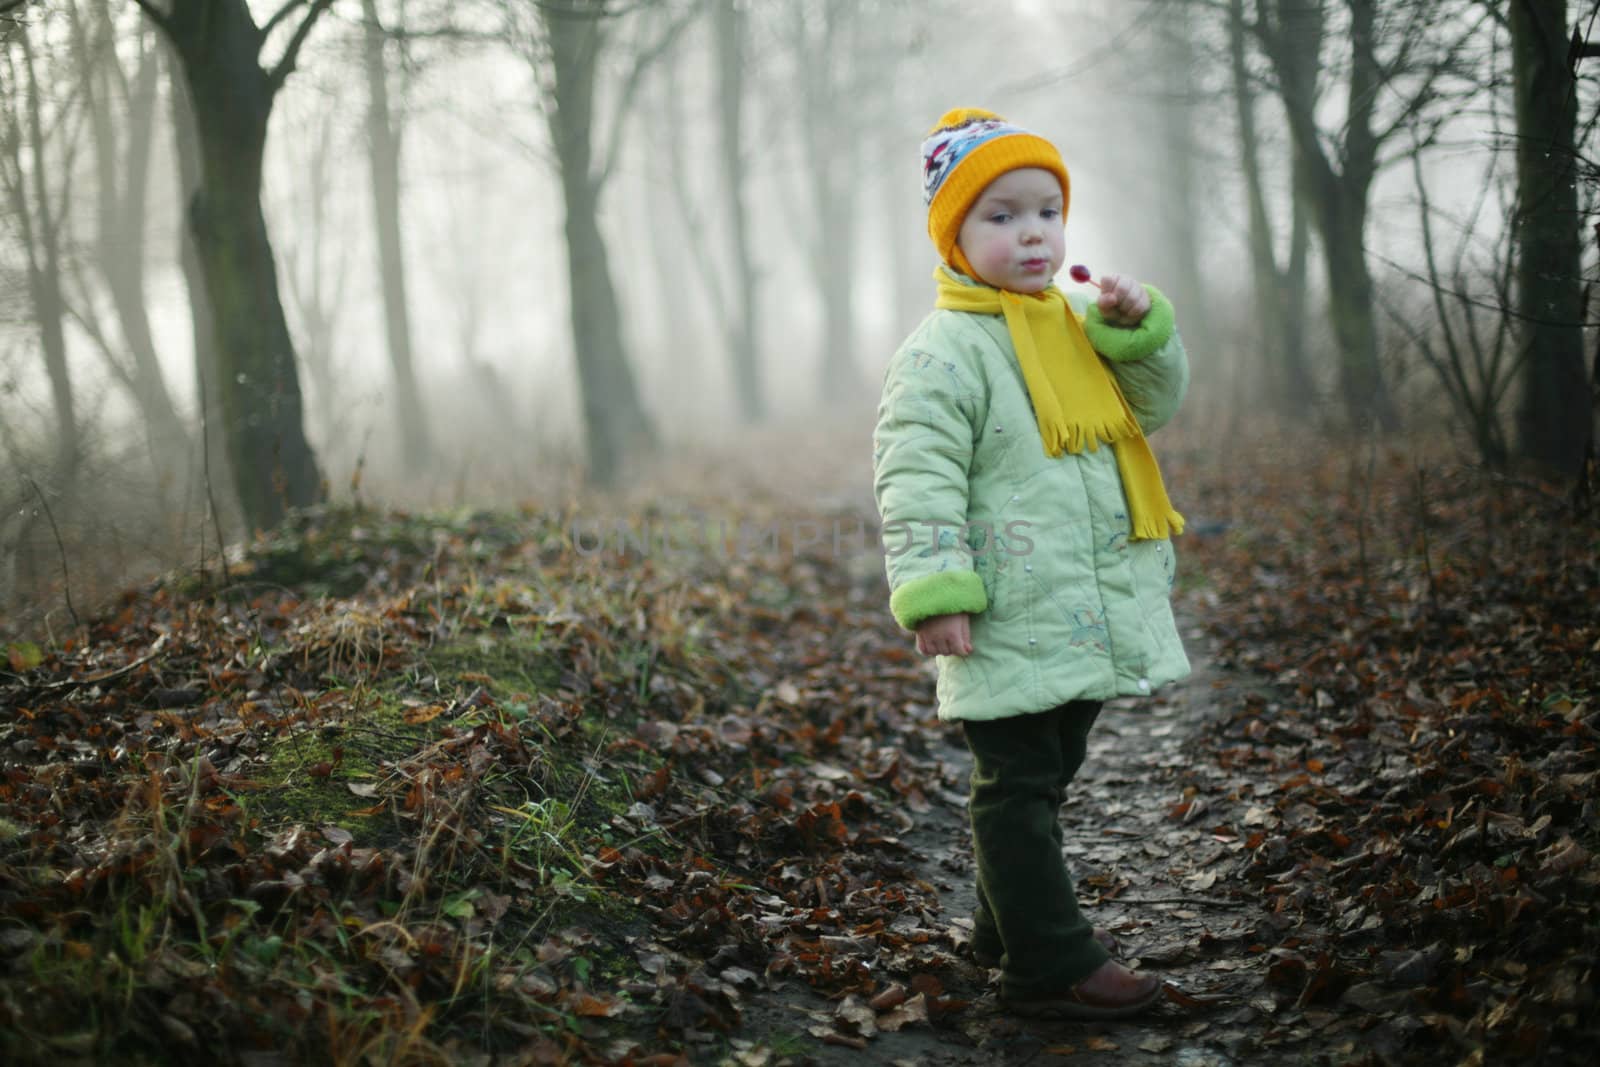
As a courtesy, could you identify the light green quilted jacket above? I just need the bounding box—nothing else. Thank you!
[872,269,1191,722]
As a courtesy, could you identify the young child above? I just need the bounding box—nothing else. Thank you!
[872,109,1190,1019]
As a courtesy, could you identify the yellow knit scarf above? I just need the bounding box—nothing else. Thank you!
[934,269,1184,540]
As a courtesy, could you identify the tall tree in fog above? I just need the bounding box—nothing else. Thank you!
[134,0,329,532]
[68,3,191,484]
[164,47,230,507]
[1,20,78,480]
[1154,4,1216,366]
[652,2,763,422]
[361,0,432,468]
[1228,0,1314,414]
[714,0,762,422]
[277,95,349,456]
[1253,0,1483,430]
[1509,0,1589,477]
[782,0,867,406]
[504,0,682,487]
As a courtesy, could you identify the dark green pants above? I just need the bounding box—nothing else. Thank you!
[964,700,1107,999]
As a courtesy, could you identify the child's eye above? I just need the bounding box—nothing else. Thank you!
[1042,209,1060,219]
[988,212,1012,223]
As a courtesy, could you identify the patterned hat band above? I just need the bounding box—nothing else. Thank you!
[921,117,1027,205]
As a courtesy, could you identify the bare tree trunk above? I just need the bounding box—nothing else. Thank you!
[1284,146,1312,396]
[653,48,721,408]
[279,104,347,449]
[713,0,762,423]
[1277,1,1316,384]
[813,168,859,406]
[73,6,190,482]
[1579,223,1600,510]
[1231,0,1290,408]
[642,125,698,374]
[796,0,863,408]
[542,2,657,487]
[166,44,229,504]
[1317,181,1391,423]
[1510,0,1589,477]
[1156,4,1213,360]
[4,25,78,480]
[137,0,326,532]
[1262,0,1398,430]
[885,143,921,343]
[361,0,431,469]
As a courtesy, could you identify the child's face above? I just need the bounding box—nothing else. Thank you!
[955,167,1066,293]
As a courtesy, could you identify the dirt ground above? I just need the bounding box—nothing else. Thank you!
[733,624,1285,1067]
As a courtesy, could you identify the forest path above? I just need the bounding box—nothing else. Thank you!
[738,621,1283,1067]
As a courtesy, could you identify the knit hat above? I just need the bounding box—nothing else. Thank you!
[922,108,1071,274]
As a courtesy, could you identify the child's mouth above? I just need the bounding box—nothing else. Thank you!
[1020,259,1049,271]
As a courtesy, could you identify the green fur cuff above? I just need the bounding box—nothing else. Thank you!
[1082,285,1176,363]
[889,570,988,631]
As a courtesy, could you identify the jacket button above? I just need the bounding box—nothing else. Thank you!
[1024,563,1032,572]
[1011,495,1019,502]
[1028,638,1037,646]
[1136,677,1150,692]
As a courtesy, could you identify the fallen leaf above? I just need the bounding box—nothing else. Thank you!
[571,994,623,1018]
[834,994,876,1037]
[877,992,929,1032]
[7,642,42,672]
[403,702,447,725]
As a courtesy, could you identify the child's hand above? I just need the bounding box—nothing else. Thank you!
[1096,273,1151,327]
[916,613,972,657]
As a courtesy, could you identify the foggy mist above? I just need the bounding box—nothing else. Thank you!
[0,0,1594,630]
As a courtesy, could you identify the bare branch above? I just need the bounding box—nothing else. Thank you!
[265,0,335,97]
[1473,0,1509,33]
[1409,143,1477,426]
[261,0,307,41]
[14,640,171,696]
[62,273,136,392]
[596,1,698,189]
[536,0,654,16]
[362,22,501,45]
[655,54,728,315]
[130,0,175,36]
[1371,12,1490,152]
[1,98,39,277]
[1367,245,1590,328]
[23,476,80,635]
[1569,15,1600,68]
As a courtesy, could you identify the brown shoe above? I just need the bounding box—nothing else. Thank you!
[1004,960,1162,1020]
[972,927,1120,968]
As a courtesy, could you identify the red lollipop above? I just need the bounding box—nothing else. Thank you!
[1068,263,1101,289]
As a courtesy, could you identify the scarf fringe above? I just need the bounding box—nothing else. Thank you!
[1130,509,1187,541]
[1051,413,1144,457]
